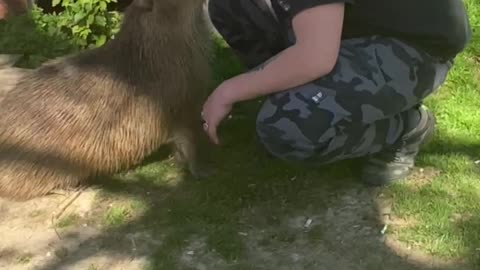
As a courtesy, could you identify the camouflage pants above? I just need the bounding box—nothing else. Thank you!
[208,0,453,164]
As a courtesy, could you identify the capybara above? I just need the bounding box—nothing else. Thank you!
[0,0,31,19]
[0,0,213,201]
[0,0,6,19]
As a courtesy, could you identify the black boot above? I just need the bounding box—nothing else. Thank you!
[361,105,436,186]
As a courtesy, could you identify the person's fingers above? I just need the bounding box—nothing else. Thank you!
[206,121,220,145]
[201,100,228,145]
[202,119,217,145]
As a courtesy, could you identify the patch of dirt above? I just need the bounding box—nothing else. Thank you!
[0,179,474,270]
[450,212,474,224]
[383,238,470,270]
[386,215,420,229]
[178,237,231,270]
[404,167,442,190]
[471,55,480,65]
[173,184,471,270]
[0,188,151,270]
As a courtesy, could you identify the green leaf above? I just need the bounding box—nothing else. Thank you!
[87,14,95,25]
[95,35,107,47]
[95,15,107,26]
[74,13,85,24]
[99,1,107,10]
[80,28,90,39]
[71,25,81,34]
[52,0,62,7]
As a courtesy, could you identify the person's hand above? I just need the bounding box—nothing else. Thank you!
[201,81,236,145]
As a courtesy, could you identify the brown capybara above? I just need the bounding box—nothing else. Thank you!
[0,0,214,201]
[0,0,31,19]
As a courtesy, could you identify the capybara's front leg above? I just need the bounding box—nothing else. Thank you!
[172,123,214,179]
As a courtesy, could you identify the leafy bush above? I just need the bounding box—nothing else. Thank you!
[0,0,123,67]
[0,13,76,68]
[32,0,122,49]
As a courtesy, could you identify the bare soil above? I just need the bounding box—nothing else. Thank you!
[0,175,472,270]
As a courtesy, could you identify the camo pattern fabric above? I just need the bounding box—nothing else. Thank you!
[208,0,453,164]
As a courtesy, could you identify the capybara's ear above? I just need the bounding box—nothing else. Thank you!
[134,0,153,10]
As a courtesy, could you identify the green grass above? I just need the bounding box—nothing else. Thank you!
[87,265,99,270]
[103,205,131,227]
[56,213,80,228]
[382,0,480,262]
[16,253,33,264]
[0,2,479,269]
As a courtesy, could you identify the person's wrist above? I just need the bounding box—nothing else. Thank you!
[221,71,264,104]
[217,77,241,105]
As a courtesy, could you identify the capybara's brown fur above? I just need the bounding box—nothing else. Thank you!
[0,0,213,201]
[0,0,31,19]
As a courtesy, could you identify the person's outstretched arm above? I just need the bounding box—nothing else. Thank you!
[202,2,345,144]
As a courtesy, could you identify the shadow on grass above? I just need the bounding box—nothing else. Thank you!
[423,139,480,162]
[415,131,480,176]
[1,107,472,266]
[456,214,480,267]
[27,100,472,270]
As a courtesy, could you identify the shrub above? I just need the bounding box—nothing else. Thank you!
[32,0,122,49]
[0,0,123,67]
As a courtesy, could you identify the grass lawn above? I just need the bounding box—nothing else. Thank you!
[382,0,480,262]
[0,1,479,269]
